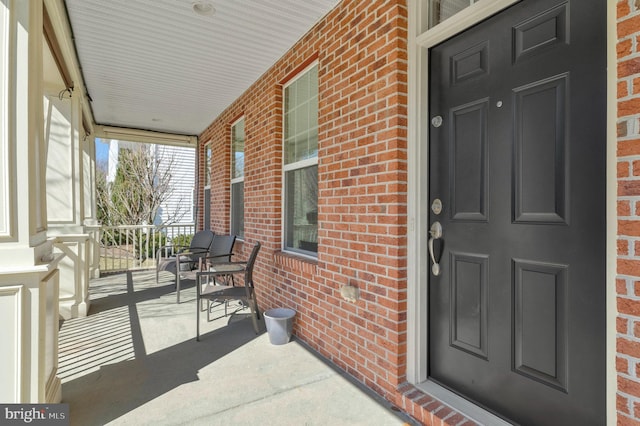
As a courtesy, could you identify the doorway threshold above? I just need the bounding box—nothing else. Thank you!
[416,381,513,426]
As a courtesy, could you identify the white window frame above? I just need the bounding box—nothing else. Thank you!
[281,61,319,257]
[230,117,244,240]
[204,142,212,190]
[202,141,212,230]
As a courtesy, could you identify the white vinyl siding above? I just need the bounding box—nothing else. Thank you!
[154,144,195,235]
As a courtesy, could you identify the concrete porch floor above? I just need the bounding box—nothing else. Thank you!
[59,270,416,425]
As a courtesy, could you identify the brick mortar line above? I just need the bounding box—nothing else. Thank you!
[619,93,640,103]
[618,155,640,161]
[618,6,640,22]
[618,389,640,402]
[619,50,640,61]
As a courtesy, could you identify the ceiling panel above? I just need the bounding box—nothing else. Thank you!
[64,0,340,135]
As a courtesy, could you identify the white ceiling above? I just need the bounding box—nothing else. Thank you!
[63,0,341,136]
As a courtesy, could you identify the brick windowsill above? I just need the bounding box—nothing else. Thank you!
[273,251,318,275]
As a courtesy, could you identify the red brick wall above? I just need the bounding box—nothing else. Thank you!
[618,1,640,424]
[196,0,640,424]
[197,0,481,424]
[199,0,409,381]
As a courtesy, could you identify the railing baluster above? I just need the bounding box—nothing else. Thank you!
[98,223,195,274]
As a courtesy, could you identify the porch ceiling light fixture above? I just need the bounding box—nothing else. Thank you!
[192,1,215,16]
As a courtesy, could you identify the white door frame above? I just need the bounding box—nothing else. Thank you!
[405,0,617,423]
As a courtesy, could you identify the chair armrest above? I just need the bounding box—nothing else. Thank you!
[157,244,189,251]
[201,252,235,262]
[175,248,210,266]
[155,244,189,259]
[176,248,209,257]
[205,260,247,267]
[197,263,246,275]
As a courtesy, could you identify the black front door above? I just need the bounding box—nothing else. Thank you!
[428,1,606,424]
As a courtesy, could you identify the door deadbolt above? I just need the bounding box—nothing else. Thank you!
[431,116,443,128]
[431,199,442,215]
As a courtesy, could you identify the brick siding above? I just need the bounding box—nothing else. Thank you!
[618,0,640,424]
[197,0,637,424]
[196,1,474,424]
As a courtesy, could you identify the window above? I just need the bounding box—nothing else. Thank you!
[283,63,318,255]
[231,118,244,239]
[429,0,480,28]
[203,143,212,230]
[204,144,212,188]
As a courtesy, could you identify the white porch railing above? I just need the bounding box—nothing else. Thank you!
[99,224,195,274]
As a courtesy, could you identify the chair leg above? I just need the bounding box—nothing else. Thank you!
[176,273,181,304]
[247,298,260,334]
[252,292,261,320]
[196,297,200,342]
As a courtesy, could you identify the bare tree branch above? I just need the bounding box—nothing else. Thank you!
[96,144,188,227]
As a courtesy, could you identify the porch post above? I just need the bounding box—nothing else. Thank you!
[83,133,101,280]
[0,0,63,403]
[45,88,92,319]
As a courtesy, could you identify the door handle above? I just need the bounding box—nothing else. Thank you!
[429,221,443,276]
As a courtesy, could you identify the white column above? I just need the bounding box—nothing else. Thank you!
[0,265,62,403]
[0,0,62,403]
[53,235,89,318]
[83,133,101,280]
[45,91,92,318]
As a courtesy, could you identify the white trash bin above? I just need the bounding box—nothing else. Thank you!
[264,308,296,345]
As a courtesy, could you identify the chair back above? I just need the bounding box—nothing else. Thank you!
[208,234,236,262]
[190,230,214,251]
[189,230,214,264]
[244,242,261,287]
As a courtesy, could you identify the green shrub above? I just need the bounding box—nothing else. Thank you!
[171,233,193,248]
[136,232,168,260]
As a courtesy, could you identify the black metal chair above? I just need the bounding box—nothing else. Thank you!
[155,229,214,303]
[196,242,261,340]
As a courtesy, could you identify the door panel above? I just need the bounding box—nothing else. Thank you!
[513,75,567,223]
[513,259,568,392]
[450,100,488,221]
[450,252,488,359]
[428,0,606,424]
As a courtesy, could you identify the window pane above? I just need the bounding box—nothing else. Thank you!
[309,65,318,94]
[308,129,318,159]
[205,145,212,187]
[285,165,318,254]
[231,119,245,179]
[429,0,477,28]
[296,71,311,104]
[284,64,318,165]
[203,188,211,230]
[285,84,295,111]
[231,181,244,239]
